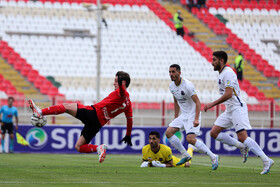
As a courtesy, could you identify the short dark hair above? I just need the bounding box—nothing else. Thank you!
[170,64,181,72]
[8,97,14,101]
[116,71,131,88]
[149,131,160,139]
[213,51,228,64]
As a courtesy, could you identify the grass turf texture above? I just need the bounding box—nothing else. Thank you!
[0,154,279,187]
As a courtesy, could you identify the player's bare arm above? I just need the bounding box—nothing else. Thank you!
[15,116,19,131]
[164,159,174,167]
[0,113,3,126]
[174,97,180,118]
[204,87,233,112]
[191,94,201,127]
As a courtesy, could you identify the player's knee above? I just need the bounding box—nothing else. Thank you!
[186,136,196,145]
[63,103,70,110]
[237,130,248,143]
[165,128,174,138]
[75,144,80,152]
[210,131,218,139]
[10,134,14,139]
[237,135,247,143]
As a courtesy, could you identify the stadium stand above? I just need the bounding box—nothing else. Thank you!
[0,0,223,104]
[0,0,279,126]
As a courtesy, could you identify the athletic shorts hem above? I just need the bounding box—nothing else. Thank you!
[1,122,13,134]
[76,104,102,144]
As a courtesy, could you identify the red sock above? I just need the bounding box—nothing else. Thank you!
[41,105,66,115]
[79,144,98,153]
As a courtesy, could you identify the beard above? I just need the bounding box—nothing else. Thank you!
[150,143,158,149]
[213,63,221,71]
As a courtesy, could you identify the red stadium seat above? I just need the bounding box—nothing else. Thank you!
[20,66,30,76]
[181,0,186,5]
[27,70,39,83]
[40,85,50,95]
[255,92,266,100]
[263,66,275,77]
[48,87,59,96]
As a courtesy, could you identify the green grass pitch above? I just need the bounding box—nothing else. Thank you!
[0,154,279,186]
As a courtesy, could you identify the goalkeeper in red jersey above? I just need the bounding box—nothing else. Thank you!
[28,71,133,163]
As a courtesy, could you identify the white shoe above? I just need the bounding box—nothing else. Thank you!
[260,158,274,174]
[211,155,219,170]
[28,99,42,118]
[239,146,249,163]
[97,144,107,163]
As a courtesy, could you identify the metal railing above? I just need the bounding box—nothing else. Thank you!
[0,95,279,128]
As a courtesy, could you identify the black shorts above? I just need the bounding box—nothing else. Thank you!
[75,104,102,144]
[1,122,13,134]
[176,28,185,37]
[237,71,243,81]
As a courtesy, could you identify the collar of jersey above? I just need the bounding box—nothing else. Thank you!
[175,78,182,87]
[151,144,161,154]
[220,66,227,74]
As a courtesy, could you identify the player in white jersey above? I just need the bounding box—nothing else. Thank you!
[165,64,219,170]
[204,51,274,174]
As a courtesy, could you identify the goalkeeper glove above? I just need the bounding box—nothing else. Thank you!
[152,160,166,168]
[140,161,149,167]
[120,135,132,146]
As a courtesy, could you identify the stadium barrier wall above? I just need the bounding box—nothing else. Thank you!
[13,125,280,156]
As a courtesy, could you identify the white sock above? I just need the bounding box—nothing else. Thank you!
[168,135,189,156]
[194,140,216,160]
[243,137,269,162]
[188,144,198,152]
[216,132,245,149]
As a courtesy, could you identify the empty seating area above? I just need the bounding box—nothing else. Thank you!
[193,6,280,84]
[0,1,232,105]
[0,0,269,109]
[212,8,280,73]
[206,0,280,10]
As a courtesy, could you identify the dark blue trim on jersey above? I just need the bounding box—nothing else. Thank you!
[233,88,243,107]
[236,128,245,133]
[236,95,243,107]
[186,132,195,135]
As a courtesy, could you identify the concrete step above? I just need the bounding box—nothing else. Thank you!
[0,57,42,96]
[251,82,275,88]
[245,76,267,82]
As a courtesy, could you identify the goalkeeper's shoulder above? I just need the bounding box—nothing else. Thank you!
[142,144,150,152]
[160,144,172,152]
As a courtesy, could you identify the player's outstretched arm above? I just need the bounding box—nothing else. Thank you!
[120,117,133,146]
[191,95,201,127]
[204,87,233,112]
[121,106,133,146]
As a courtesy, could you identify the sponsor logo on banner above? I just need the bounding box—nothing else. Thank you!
[14,125,280,156]
[26,128,48,150]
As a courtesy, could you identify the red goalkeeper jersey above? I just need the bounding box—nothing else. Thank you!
[93,85,133,136]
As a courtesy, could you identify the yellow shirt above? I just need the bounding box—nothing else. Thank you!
[142,144,185,167]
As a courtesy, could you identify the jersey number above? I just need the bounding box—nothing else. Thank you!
[111,102,126,113]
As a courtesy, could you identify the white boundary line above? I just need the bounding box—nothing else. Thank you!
[0,182,277,185]
[193,163,280,171]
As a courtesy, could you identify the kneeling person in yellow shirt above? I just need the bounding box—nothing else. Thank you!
[141,131,193,167]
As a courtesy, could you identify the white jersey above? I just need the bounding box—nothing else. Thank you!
[169,78,197,117]
[218,66,244,111]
